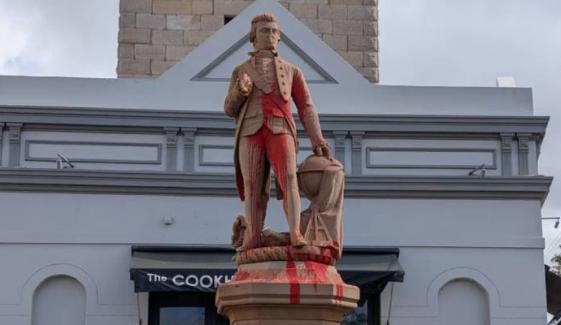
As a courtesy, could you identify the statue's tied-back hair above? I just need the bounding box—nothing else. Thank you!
[249,13,278,43]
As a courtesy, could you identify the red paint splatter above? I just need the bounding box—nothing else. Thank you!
[233,271,251,281]
[304,261,329,291]
[286,247,300,304]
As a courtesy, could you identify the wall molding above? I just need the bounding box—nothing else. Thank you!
[389,267,545,319]
[350,131,364,175]
[198,145,234,167]
[517,133,531,176]
[365,147,497,170]
[7,123,22,167]
[0,124,4,167]
[0,168,551,202]
[23,140,163,165]
[332,131,347,164]
[427,267,501,317]
[500,133,514,176]
[0,106,549,135]
[182,128,196,172]
[164,127,179,172]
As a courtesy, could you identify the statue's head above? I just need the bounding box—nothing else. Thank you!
[249,13,280,52]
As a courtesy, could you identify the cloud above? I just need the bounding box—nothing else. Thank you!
[0,0,118,78]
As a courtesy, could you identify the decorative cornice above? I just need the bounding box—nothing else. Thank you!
[0,168,551,203]
[0,105,549,135]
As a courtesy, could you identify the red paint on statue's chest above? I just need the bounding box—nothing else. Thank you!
[260,86,287,119]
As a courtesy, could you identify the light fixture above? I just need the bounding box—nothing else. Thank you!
[56,153,75,169]
[542,217,560,229]
[468,164,486,177]
[162,216,175,226]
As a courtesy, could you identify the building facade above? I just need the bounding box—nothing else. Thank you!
[0,1,552,324]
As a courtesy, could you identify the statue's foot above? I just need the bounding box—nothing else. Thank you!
[236,238,260,252]
[291,235,308,247]
[236,244,256,252]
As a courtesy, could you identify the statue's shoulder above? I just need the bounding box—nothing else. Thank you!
[234,59,252,73]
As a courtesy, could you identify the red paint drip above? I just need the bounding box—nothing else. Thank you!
[334,283,344,303]
[304,261,329,291]
[286,248,300,304]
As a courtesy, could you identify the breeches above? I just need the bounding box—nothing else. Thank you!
[238,126,301,248]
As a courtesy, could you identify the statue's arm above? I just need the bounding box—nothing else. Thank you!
[292,67,329,153]
[224,67,246,118]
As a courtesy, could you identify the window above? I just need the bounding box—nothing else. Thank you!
[149,292,228,325]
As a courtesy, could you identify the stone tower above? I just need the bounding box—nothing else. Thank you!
[117,0,379,82]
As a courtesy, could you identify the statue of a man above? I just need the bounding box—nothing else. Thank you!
[225,13,330,251]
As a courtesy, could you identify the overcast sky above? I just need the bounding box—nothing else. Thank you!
[0,0,560,261]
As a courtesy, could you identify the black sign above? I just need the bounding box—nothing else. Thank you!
[131,269,236,293]
[131,267,403,295]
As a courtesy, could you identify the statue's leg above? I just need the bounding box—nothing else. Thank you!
[265,131,306,247]
[239,133,267,250]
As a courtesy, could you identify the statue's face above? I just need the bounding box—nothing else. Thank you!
[253,21,280,51]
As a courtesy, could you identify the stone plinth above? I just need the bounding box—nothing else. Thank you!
[216,260,359,324]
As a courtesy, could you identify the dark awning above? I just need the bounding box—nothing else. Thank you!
[130,246,404,294]
[546,265,561,318]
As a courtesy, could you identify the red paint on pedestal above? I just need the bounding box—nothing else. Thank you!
[286,259,300,304]
[233,271,251,281]
[334,283,344,303]
[304,261,328,291]
[231,247,349,306]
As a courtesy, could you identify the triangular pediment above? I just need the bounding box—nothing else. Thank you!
[159,0,369,86]
[192,34,335,83]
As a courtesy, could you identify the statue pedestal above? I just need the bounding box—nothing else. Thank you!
[216,260,359,324]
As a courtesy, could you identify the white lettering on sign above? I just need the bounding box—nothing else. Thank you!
[185,275,199,287]
[164,273,233,288]
[147,273,167,282]
[200,275,213,288]
[172,275,184,286]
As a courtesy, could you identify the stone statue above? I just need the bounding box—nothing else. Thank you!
[224,13,330,252]
[217,13,358,323]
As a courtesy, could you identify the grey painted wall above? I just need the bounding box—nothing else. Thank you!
[381,247,546,324]
[0,116,549,325]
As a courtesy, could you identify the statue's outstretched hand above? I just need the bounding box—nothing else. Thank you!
[313,142,331,159]
[237,71,253,97]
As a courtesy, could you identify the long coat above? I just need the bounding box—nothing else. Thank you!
[224,55,325,201]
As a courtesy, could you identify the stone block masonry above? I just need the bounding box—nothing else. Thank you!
[117,0,379,82]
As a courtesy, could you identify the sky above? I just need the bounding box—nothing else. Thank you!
[0,0,118,77]
[0,0,560,261]
[379,0,561,264]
